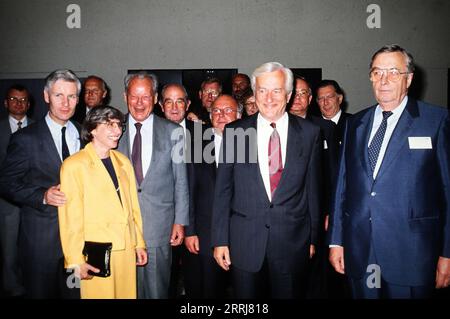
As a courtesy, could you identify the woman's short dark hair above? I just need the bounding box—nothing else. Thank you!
[81,106,125,143]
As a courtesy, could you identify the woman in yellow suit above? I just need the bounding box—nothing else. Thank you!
[58,106,147,299]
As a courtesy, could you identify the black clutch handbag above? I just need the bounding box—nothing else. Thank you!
[82,241,112,277]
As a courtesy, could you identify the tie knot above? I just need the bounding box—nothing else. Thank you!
[135,122,142,131]
[17,121,22,128]
[382,111,393,120]
[61,126,66,134]
[270,122,276,129]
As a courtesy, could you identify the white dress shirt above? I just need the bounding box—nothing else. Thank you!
[257,112,288,201]
[368,96,408,179]
[9,115,29,133]
[213,129,222,168]
[128,114,153,178]
[324,109,342,125]
[45,113,80,161]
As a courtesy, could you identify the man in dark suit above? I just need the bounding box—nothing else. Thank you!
[289,77,349,298]
[188,78,222,126]
[316,79,350,145]
[158,83,198,298]
[211,62,321,298]
[328,44,450,298]
[184,94,242,298]
[0,70,82,299]
[0,85,33,297]
[72,75,108,124]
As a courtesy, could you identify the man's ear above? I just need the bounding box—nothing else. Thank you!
[153,93,158,105]
[186,100,191,112]
[338,94,343,105]
[123,92,127,104]
[159,101,165,112]
[44,89,50,104]
[406,73,414,89]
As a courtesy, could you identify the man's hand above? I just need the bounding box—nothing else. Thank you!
[170,224,184,246]
[136,248,148,266]
[44,184,66,207]
[436,256,450,288]
[213,246,231,271]
[309,244,316,259]
[329,246,345,274]
[185,236,200,254]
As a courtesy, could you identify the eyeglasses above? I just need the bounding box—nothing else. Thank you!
[294,90,310,98]
[100,121,124,130]
[369,68,410,82]
[203,89,219,98]
[211,107,237,115]
[7,97,28,104]
[316,94,337,103]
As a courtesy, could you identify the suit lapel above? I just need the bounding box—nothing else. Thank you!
[249,115,270,205]
[143,115,162,184]
[356,107,376,179]
[375,99,418,181]
[39,120,64,167]
[86,143,125,214]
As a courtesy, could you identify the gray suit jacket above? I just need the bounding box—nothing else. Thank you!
[117,114,189,248]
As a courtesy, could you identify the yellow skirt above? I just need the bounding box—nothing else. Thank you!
[81,226,137,299]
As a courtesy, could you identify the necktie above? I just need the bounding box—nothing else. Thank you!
[368,111,393,172]
[61,126,70,161]
[17,121,22,130]
[132,122,144,185]
[269,122,283,197]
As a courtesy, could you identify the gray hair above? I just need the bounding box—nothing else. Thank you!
[45,69,81,95]
[251,62,294,95]
[124,71,158,93]
[370,44,415,73]
[160,83,189,103]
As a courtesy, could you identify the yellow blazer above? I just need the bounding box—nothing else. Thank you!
[58,142,146,267]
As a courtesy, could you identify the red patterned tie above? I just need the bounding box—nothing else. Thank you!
[269,122,283,197]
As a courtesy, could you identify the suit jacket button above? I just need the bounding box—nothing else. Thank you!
[269,204,274,208]
[265,224,270,228]
[138,189,142,193]
[370,192,376,197]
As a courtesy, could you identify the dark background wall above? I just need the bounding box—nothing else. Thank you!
[0,0,448,115]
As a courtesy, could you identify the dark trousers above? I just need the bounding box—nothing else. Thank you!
[182,248,228,299]
[349,243,433,299]
[231,257,308,299]
[21,255,79,299]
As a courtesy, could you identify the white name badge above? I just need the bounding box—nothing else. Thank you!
[323,140,328,150]
[408,137,432,149]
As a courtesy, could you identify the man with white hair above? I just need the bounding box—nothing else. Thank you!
[211,62,321,298]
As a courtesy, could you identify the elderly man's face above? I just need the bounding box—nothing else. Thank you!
[84,78,107,109]
[160,85,190,124]
[5,89,30,120]
[44,80,78,125]
[317,85,343,119]
[255,70,291,123]
[290,79,312,118]
[232,75,250,98]
[199,82,221,111]
[125,78,157,122]
[210,95,240,135]
[371,52,413,111]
